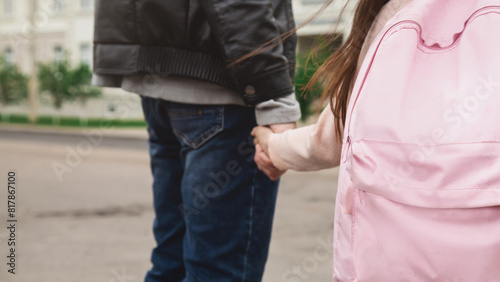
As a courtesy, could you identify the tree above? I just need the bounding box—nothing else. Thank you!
[38,60,101,109]
[70,64,102,105]
[0,58,29,106]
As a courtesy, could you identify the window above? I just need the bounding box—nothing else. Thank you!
[80,43,91,66]
[81,0,92,11]
[54,0,65,13]
[4,0,13,16]
[54,45,64,63]
[4,47,13,64]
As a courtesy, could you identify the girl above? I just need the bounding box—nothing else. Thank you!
[253,0,500,280]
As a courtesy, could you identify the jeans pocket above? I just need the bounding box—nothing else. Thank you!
[167,103,224,149]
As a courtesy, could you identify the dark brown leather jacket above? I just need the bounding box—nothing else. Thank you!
[93,0,296,105]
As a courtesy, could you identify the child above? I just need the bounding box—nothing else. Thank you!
[253,0,500,280]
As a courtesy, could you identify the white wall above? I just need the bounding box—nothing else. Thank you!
[293,0,355,36]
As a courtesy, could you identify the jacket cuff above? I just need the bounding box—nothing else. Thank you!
[254,93,301,125]
[237,68,294,105]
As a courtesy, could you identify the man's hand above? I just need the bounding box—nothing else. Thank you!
[251,123,296,181]
[254,144,284,181]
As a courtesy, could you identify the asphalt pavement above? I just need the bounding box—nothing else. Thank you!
[0,124,338,282]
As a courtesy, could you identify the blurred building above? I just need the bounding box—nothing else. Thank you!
[0,0,354,119]
[0,0,142,119]
[293,0,354,53]
[0,0,94,73]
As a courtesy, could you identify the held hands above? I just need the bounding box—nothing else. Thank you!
[251,122,296,181]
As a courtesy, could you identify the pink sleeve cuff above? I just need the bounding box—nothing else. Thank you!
[268,133,290,171]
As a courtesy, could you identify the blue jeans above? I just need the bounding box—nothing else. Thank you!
[141,97,279,282]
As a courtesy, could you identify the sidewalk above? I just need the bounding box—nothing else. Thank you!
[0,122,338,282]
[0,123,148,140]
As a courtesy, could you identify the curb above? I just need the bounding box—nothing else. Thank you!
[0,124,148,140]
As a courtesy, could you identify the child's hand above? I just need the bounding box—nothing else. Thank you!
[251,126,273,155]
[251,126,284,181]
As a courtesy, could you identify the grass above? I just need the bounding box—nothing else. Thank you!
[0,114,146,128]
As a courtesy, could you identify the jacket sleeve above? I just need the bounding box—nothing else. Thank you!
[255,93,301,125]
[268,105,342,171]
[199,0,295,105]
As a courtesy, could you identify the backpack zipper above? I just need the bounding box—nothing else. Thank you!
[341,135,351,163]
[341,5,500,164]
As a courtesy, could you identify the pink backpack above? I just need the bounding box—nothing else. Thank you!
[336,0,500,281]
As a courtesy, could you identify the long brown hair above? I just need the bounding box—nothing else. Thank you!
[234,0,388,140]
[307,0,388,141]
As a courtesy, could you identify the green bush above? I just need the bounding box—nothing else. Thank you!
[38,60,102,109]
[294,54,327,121]
[0,58,29,106]
[294,35,342,121]
[0,113,146,128]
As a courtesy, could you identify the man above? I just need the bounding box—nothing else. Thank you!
[92,0,299,281]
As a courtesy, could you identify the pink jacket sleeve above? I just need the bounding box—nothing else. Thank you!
[268,105,342,171]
